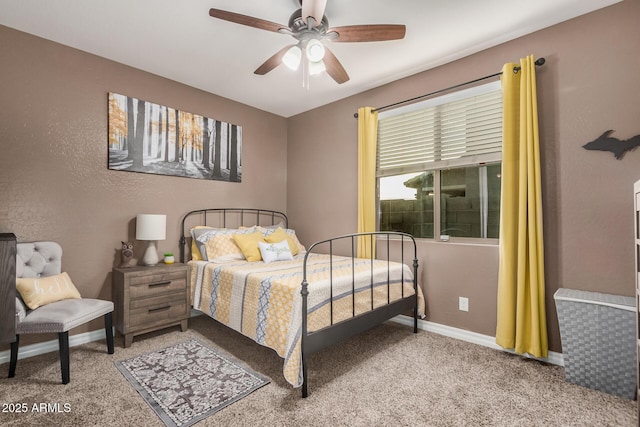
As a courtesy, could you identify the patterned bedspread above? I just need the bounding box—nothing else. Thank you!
[189,253,423,387]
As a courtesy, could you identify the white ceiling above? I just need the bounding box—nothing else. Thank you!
[0,0,621,117]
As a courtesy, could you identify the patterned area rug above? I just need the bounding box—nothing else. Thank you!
[115,339,270,427]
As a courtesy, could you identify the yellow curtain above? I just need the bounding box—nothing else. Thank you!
[357,107,378,258]
[495,55,548,358]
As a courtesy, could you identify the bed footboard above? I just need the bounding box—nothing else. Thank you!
[300,232,419,398]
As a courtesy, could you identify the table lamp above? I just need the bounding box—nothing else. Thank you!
[136,214,166,266]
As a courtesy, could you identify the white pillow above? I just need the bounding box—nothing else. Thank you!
[258,240,293,263]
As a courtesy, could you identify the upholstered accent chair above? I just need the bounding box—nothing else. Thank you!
[9,242,114,384]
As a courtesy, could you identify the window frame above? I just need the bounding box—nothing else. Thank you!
[376,81,502,245]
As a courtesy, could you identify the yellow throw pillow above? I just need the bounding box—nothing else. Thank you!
[16,272,82,310]
[233,231,266,262]
[287,231,305,254]
[264,227,301,256]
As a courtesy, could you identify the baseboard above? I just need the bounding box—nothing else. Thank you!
[390,315,564,367]
[0,314,564,368]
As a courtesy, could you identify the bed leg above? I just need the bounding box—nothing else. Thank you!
[301,278,309,398]
[413,257,419,333]
[302,367,308,398]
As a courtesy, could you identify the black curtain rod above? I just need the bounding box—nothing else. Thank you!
[354,57,545,118]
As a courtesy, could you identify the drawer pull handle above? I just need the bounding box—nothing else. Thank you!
[148,306,171,313]
[148,281,171,288]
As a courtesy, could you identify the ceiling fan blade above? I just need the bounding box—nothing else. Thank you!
[323,47,349,84]
[209,8,286,33]
[301,0,327,26]
[329,24,406,42]
[254,45,296,75]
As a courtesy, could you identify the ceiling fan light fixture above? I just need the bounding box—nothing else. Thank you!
[308,59,326,76]
[306,39,325,62]
[282,45,302,70]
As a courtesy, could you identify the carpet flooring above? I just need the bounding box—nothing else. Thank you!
[0,315,635,426]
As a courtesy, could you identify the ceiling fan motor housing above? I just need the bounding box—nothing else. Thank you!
[288,8,329,41]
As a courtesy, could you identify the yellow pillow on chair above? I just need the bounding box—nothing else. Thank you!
[16,272,82,310]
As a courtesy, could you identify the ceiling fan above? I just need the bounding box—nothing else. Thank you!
[209,0,406,84]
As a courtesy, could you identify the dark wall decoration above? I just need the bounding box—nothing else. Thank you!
[108,93,242,182]
[582,130,640,160]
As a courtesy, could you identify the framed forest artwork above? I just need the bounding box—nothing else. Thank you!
[108,93,242,182]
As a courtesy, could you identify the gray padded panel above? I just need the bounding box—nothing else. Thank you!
[16,241,62,278]
[554,288,636,399]
[17,298,114,334]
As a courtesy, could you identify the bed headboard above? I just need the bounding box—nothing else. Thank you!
[179,208,288,263]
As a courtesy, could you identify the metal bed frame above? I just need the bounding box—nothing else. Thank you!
[179,208,419,398]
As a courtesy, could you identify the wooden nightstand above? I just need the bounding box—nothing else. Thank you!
[112,263,190,348]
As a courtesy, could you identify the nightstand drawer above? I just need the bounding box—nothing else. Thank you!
[129,270,186,285]
[129,291,185,309]
[129,278,187,299]
[129,294,188,328]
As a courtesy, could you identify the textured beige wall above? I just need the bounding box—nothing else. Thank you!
[288,0,640,352]
[0,25,288,346]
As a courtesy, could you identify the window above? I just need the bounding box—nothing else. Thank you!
[377,81,502,241]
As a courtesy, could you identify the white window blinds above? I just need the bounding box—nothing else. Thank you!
[377,81,502,177]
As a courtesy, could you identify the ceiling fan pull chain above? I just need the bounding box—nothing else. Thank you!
[302,55,310,90]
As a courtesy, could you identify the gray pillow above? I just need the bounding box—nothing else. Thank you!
[190,227,219,261]
[261,221,285,230]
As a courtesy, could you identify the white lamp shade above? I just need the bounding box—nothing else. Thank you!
[308,59,326,76]
[283,45,302,70]
[136,214,166,241]
[306,39,325,62]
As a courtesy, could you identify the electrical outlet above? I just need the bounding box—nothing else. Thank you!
[459,297,469,312]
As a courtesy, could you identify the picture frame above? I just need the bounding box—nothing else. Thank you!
[108,93,242,182]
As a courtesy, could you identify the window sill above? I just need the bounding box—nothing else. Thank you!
[376,235,499,246]
[432,238,499,247]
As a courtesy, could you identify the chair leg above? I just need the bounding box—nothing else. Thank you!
[8,335,19,378]
[104,312,114,354]
[58,332,70,384]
